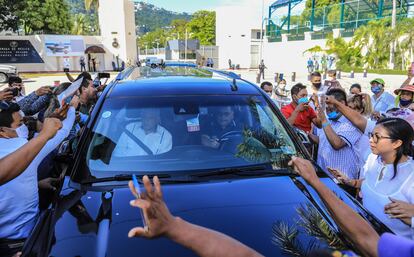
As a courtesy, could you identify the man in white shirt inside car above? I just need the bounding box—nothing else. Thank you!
[114,108,172,156]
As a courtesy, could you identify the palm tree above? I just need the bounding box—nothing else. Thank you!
[389,0,397,69]
[84,0,99,11]
[71,14,86,35]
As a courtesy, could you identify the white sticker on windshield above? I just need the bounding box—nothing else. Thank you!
[186,116,200,132]
[102,111,112,119]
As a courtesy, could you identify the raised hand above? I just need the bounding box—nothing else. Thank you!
[39,118,62,139]
[35,86,53,96]
[128,175,177,239]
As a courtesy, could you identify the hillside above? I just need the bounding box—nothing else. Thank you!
[135,2,192,35]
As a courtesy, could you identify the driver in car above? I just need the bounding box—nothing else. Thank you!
[201,106,241,149]
[114,108,172,156]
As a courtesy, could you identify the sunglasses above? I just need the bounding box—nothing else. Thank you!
[368,132,393,143]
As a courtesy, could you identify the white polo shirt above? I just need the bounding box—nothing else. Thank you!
[114,123,172,156]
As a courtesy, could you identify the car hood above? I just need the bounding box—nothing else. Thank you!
[27,176,358,257]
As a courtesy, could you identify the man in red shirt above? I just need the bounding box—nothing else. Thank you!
[281,83,322,133]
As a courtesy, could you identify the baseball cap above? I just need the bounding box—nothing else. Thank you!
[378,233,414,257]
[370,78,385,85]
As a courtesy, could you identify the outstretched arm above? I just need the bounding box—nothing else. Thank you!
[290,157,379,257]
[128,176,262,257]
[0,118,62,185]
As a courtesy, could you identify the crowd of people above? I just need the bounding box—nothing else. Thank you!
[1,65,414,257]
[261,69,414,254]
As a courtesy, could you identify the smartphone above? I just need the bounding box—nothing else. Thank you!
[98,72,110,79]
[132,174,148,231]
[7,87,19,97]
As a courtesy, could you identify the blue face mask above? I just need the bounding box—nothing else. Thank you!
[400,99,412,107]
[327,111,340,120]
[371,85,382,94]
[297,97,309,104]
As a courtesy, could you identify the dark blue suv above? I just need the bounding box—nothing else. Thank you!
[22,65,387,257]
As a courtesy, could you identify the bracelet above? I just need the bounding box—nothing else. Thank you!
[322,121,330,128]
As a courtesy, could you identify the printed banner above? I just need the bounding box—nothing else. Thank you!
[45,36,85,56]
[0,40,44,63]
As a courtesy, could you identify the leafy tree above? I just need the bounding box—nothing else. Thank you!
[0,0,25,32]
[170,19,189,39]
[84,0,99,10]
[42,0,73,34]
[187,11,215,45]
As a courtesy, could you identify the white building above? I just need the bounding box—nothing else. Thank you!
[215,3,351,74]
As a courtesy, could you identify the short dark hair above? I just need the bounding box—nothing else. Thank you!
[75,72,93,93]
[0,102,20,127]
[8,76,22,86]
[311,71,321,78]
[350,83,362,92]
[260,81,272,89]
[327,70,337,76]
[327,88,347,104]
[291,83,307,96]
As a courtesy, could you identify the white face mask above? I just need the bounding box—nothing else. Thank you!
[15,124,29,139]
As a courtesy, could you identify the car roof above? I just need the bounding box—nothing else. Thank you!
[108,76,261,98]
[164,62,197,67]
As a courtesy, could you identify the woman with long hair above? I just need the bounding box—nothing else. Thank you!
[330,118,414,238]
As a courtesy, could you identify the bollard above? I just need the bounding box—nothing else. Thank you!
[363,69,367,78]
[337,71,341,79]
[291,72,296,82]
[256,73,261,84]
[274,73,279,83]
[350,70,354,78]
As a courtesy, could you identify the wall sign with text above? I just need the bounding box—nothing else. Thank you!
[0,40,44,63]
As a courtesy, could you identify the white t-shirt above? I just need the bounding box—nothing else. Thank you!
[361,155,414,238]
[114,123,172,156]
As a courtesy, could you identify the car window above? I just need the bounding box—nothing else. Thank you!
[81,95,301,179]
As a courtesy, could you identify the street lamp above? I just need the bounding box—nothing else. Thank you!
[184,29,194,61]
[259,17,268,67]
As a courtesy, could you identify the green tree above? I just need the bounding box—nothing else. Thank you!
[0,0,25,32]
[170,19,189,39]
[18,0,72,34]
[84,0,98,10]
[187,10,215,45]
[42,0,73,34]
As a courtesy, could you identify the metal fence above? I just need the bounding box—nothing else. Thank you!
[267,0,414,40]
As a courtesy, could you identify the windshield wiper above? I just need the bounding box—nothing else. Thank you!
[191,165,296,178]
[81,174,171,185]
[81,173,205,185]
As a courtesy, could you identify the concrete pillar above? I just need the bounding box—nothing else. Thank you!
[98,0,137,67]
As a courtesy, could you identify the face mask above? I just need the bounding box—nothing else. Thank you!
[15,124,29,139]
[266,92,272,97]
[400,99,412,107]
[313,83,322,89]
[371,85,382,94]
[297,97,309,104]
[327,111,341,120]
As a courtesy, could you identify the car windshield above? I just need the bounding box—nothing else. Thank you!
[81,95,301,180]
[125,66,213,79]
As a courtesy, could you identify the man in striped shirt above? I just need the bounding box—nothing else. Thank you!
[317,88,362,179]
